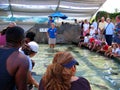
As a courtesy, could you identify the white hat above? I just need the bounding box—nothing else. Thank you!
[91,25,94,27]
[28,41,39,53]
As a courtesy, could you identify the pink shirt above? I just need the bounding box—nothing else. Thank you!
[0,35,6,46]
[95,39,101,45]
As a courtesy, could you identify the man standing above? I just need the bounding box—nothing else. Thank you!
[98,17,107,40]
[105,18,115,46]
[114,15,120,45]
[47,23,57,49]
[0,26,29,90]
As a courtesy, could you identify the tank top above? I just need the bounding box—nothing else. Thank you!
[0,48,17,90]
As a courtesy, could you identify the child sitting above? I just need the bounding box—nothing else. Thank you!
[111,43,120,57]
[91,39,101,51]
[96,41,109,55]
[110,43,118,57]
[79,34,89,47]
[104,46,112,57]
[88,37,95,49]
[78,36,84,47]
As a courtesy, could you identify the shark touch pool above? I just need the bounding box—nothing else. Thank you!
[32,44,120,90]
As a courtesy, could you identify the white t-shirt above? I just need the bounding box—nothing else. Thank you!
[118,49,120,55]
[112,48,116,53]
[19,48,32,71]
[84,36,89,43]
[115,48,120,55]
[89,28,95,36]
[92,21,97,30]
[83,23,89,31]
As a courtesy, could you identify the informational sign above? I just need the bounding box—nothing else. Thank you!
[39,28,48,32]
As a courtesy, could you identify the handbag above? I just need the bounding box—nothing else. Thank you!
[103,23,110,35]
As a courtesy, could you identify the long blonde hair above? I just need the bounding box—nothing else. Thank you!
[42,52,74,90]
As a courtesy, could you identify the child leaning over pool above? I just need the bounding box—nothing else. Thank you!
[19,41,39,89]
[79,33,89,47]
[96,41,109,54]
[39,51,91,90]
[111,43,120,57]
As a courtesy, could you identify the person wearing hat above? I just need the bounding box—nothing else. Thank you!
[19,41,39,89]
[89,25,96,37]
[39,51,91,90]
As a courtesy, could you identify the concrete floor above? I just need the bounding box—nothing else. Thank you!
[32,44,120,90]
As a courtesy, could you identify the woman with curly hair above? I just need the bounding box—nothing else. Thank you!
[39,51,91,90]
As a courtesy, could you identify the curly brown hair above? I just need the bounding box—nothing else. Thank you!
[42,51,75,90]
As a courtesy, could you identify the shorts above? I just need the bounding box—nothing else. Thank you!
[49,38,56,44]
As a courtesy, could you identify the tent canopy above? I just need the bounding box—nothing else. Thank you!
[0,0,106,19]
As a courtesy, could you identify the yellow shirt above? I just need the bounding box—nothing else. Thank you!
[99,21,107,31]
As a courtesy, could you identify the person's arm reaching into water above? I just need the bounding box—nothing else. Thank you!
[27,71,39,88]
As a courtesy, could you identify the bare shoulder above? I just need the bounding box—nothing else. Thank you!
[15,51,29,68]
[7,50,29,77]
[12,51,28,63]
[7,50,29,66]
[10,51,29,90]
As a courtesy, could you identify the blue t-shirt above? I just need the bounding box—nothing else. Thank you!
[105,22,114,35]
[48,28,57,38]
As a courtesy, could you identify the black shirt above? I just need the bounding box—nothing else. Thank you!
[39,77,91,90]
[0,48,17,90]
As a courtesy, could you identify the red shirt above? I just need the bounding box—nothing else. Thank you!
[103,45,109,51]
[89,37,95,43]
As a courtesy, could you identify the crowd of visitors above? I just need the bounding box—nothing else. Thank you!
[78,15,120,58]
[0,21,91,90]
[0,23,40,90]
[0,15,120,90]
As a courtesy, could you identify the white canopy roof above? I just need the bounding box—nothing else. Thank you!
[0,0,107,19]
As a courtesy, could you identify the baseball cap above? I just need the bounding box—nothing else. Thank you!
[63,59,79,68]
[28,41,39,53]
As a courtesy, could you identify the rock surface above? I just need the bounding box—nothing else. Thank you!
[27,23,81,44]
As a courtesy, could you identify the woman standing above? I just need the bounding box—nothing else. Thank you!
[83,19,90,36]
[39,51,91,90]
[47,23,57,49]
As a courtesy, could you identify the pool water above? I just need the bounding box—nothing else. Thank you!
[32,44,120,90]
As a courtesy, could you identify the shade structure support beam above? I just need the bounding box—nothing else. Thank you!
[55,0,61,12]
[8,0,13,17]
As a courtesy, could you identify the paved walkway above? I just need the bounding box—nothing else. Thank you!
[32,44,120,90]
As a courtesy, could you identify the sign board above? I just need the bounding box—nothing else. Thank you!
[39,28,48,32]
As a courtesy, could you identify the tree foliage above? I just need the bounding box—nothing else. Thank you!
[109,13,120,19]
[96,11,109,21]
[95,11,120,21]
